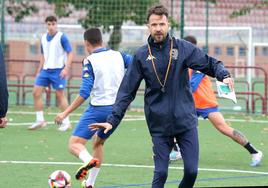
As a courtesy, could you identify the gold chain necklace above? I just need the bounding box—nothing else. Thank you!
[147,38,173,93]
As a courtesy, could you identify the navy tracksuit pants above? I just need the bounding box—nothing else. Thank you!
[152,127,199,188]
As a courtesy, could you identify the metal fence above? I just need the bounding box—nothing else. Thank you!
[1,0,268,114]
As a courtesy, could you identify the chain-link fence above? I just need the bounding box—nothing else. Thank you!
[2,0,268,114]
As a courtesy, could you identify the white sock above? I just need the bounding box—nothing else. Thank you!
[78,149,93,163]
[36,111,44,122]
[62,116,70,124]
[86,167,100,187]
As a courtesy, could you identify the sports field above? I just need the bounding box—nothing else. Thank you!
[0,106,267,187]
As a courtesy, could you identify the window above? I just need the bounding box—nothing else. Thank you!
[262,47,268,56]
[29,44,38,55]
[239,47,246,56]
[214,47,221,56]
[2,44,9,58]
[76,45,85,56]
[255,47,258,56]
[226,47,234,56]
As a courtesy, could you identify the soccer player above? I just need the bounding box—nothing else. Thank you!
[54,28,132,188]
[0,45,8,128]
[28,15,73,131]
[90,5,233,188]
[170,35,263,167]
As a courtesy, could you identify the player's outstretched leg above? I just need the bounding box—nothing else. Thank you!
[251,151,263,167]
[81,180,93,188]
[28,120,47,130]
[75,158,100,180]
[30,86,46,130]
[208,112,264,167]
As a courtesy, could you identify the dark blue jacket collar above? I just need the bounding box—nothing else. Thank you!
[147,34,171,49]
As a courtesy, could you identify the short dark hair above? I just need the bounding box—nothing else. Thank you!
[183,35,197,45]
[147,5,168,22]
[84,28,102,46]
[45,15,57,23]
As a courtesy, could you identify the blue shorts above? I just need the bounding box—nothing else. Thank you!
[72,105,115,140]
[35,68,66,90]
[196,107,219,119]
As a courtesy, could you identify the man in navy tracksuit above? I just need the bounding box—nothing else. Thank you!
[0,45,8,128]
[91,5,234,188]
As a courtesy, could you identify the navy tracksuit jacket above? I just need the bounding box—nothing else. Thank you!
[107,34,230,136]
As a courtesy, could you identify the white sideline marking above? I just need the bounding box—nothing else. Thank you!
[221,118,268,124]
[6,110,268,125]
[0,160,268,175]
[7,111,145,118]
[7,121,79,126]
[7,117,268,126]
[7,118,146,126]
[200,118,268,124]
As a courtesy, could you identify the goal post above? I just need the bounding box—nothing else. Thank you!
[183,26,253,85]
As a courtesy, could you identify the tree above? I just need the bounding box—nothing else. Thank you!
[230,0,268,18]
[6,0,38,22]
[197,0,268,18]
[49,0,159,50]
[6,0,159,50]
[5,0,187,50]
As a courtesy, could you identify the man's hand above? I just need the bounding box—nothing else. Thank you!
[89,122,113,134]
[60,67,69,79]
[223,77,234,91]
[55,112,67,125]
[0,117,8,128]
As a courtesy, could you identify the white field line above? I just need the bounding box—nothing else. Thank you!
[7,121,79,126]
[7,111,146,126]
[7,111,144,118]
[0,160,268,175]
[220,118,268,124]
[7,118,146,126]
[6,110,268,126]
